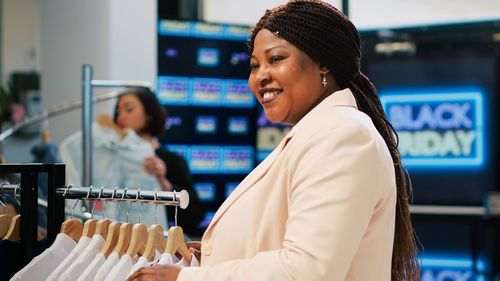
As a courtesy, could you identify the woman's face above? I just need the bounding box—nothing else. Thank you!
[116,94,149,133]
[249,29,326,125]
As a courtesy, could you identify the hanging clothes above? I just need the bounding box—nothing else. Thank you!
[60,124,167,226]
[9,233,76,281]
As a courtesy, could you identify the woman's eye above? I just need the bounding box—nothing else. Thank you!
[249,64,259,71]
[270,56,284,63]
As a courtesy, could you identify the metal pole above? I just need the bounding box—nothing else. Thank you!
[342,0,349,17]
[82,65,93,186]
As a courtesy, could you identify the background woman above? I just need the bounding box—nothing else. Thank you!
[114,88,204,235]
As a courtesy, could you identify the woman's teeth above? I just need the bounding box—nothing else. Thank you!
[263,91,280,101]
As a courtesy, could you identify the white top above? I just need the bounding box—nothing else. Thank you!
[157,253,179,265]
[127,256,150,279]
[10,233,76,281]
[103,255,135,281]
[46,236,91,281]
[60,124,167,226]
[93,252,120,281]
[157,253,199,267]
[58,235,105,281]
[76,252,105,281]
[127,251,163,278]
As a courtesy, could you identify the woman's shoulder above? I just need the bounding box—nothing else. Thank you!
[155,146,187,163]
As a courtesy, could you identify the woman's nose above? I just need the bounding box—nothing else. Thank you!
[255,65,272,87]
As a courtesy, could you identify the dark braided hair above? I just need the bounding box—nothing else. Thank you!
[249,1,420,280]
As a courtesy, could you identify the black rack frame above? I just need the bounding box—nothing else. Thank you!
[0,163,65,264]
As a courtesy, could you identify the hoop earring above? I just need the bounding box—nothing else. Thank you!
[321,74,328,88]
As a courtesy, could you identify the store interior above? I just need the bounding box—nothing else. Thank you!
[1,0,500,280]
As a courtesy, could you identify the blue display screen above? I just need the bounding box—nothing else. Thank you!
[381,88,485,168]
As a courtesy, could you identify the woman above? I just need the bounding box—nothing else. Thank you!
[129,1,420,280]
[114,88,204,235]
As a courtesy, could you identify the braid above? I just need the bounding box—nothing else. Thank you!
[346,74,420,281]
[250,1,421,280]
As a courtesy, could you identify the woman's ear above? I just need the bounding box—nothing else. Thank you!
[319,65,330,75]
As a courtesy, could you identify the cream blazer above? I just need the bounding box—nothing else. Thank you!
[179,88,397,281]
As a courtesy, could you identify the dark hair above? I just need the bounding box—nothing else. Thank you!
[249,1,420,280]
[113,87,167,137]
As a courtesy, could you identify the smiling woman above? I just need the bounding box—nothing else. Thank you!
[128,1,420,281]
[248,29,337,125]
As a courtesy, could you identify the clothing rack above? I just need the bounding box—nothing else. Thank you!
[55,186,189,209]
[0,163,191,268]
[0,90,125,143]
[0,163,66,265]
[82,64,152,187]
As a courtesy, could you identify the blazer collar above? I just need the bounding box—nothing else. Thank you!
[203,88,357,234]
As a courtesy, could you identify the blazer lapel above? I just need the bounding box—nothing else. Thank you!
[205,130,294,233]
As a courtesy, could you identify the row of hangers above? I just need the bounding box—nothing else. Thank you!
[59,185,192,263]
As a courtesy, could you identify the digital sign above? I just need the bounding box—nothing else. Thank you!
[191,78,222,106]
[227,117,249,135]
[157,76,190,105]
[420,255,487,281]
[221,146,254,174]
[223,79,255,108]
[194,182,216,202]
[380,88,485,168]
[197,48,220,67]
[195,116,218,134]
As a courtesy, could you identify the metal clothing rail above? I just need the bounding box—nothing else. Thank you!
[55,186,190,209]
[410,205,487,216]
[82,64,153,187]
[0,90,126,142]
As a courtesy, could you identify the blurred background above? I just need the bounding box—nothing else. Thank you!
[1,1,500,280]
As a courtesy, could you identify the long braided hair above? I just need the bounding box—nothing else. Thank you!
[248,1,420,280]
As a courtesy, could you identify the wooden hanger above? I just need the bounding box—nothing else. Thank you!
[0,213,13,238]
[60,218,83,242]
[100,222,121,257]
[42,129,52,143]
[0,199,13,238]
[142,224,166,261]
[3,214,20,241]
[94,219,111,240]
[125,223,148,257]
[165,226,191,263]
[114,222,133,257]
[81,219,97,238]
[97,114,127,137]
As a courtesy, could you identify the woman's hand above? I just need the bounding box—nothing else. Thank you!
[127,264,181,281]
[144,156,173,191]
[187,241,202,262]
[144,156,167,178]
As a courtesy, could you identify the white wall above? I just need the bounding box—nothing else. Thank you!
[40,0,156,143]
[203,0,500,29]
[1,0,40,84]
[203,0,342,25]
[40,0,111,143]
[108,0,156,83]
[350,0,500,30]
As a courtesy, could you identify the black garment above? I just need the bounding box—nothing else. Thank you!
[0,239,48,281]
[155,147,204,236]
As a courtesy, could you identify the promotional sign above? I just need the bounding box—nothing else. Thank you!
[380,88,484,168]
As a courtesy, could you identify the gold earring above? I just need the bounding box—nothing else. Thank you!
[321,74,328,88]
